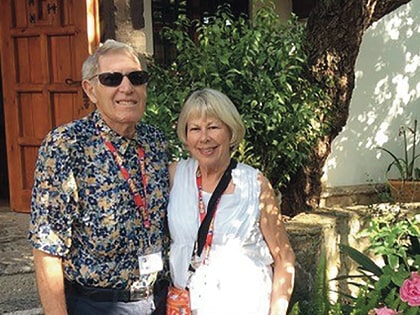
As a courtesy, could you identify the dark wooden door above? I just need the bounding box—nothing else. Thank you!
[0,0,100,212]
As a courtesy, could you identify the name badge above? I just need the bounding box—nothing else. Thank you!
[138,251,163,275]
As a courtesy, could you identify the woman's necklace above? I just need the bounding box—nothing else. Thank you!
[194,168,218,265]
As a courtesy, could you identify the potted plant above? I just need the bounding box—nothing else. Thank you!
[377,119,420,202]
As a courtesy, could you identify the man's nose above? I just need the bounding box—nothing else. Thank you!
[118,76,134,91]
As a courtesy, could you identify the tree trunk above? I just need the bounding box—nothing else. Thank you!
[281,0,411,216]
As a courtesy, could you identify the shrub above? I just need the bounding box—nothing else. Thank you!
[145,2,327,190]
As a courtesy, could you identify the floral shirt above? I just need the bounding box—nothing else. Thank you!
[28,110,169,289]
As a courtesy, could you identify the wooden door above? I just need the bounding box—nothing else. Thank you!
[0,0,100,212]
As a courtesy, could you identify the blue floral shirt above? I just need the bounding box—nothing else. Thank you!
[28,110,169,289]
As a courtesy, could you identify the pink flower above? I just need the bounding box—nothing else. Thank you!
[400,271,420,307]
[374,306,399,315]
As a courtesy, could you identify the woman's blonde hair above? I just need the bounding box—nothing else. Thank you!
[177,88,245,150]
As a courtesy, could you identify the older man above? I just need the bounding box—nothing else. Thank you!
[29,40,169,315]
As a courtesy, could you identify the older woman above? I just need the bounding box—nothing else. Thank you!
[168,88,295,315]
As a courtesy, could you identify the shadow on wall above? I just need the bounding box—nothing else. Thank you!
[324,1,420,187]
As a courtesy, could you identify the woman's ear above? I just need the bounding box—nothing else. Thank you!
[82,79,97,104]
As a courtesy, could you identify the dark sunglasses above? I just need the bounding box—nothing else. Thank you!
[90,70,149,87]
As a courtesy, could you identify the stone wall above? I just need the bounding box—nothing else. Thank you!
[320,183,389,208]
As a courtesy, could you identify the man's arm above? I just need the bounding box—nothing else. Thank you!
[33,248,68,315]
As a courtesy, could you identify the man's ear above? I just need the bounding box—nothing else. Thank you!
[82,79,97,104]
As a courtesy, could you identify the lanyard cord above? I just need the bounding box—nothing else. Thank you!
[104,140,151,229]
[196,170,217,256]
[189,159,237,273]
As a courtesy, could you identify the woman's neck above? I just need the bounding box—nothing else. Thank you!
[197,160,231,192]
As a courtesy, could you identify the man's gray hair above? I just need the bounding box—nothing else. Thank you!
[81,39,147,80]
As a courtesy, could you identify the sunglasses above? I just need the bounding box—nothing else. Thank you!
[90,70,149,87]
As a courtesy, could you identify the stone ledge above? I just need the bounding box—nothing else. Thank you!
[320,183,388,207]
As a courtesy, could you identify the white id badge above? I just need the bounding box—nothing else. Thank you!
[138,251,163,275]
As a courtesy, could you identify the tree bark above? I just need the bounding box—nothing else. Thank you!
[281,0,411,216]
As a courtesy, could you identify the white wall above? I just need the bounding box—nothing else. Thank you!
[323,1,420,188]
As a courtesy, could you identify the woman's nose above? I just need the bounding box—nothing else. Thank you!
[199,130,210,142]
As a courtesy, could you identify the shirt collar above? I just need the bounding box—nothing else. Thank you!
[93,110,138,156]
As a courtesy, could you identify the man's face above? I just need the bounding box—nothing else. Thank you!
[83,51,147,136]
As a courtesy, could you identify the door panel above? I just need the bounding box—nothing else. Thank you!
[0,0,100,212]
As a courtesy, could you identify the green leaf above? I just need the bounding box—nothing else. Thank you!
[388,254,399,269]
[340,244,383,277]
[376,274,391,289]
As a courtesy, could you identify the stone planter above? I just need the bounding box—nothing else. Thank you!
[388,180,420,202]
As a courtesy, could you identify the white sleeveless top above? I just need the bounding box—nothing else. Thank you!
[168,158,273,315]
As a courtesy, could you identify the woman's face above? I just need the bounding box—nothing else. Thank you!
[186,115,232,169]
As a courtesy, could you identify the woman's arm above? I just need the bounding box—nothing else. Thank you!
[258,174,296,315]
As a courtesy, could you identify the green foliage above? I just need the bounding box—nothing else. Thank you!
[289,251,347,315]
[288,302,300,315]
[288,209,420,315]
[313,252,331,315]
[145,2,328,190]
[377,119,420,181]
[334,205,420,314]
[339,245,382,277]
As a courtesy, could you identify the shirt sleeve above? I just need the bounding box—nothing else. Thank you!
[28,129,78,257]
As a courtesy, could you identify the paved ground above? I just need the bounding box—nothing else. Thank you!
[0,200,42,314]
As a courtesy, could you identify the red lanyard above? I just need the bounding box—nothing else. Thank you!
[104,140,150,229]
[196,170,217,251]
